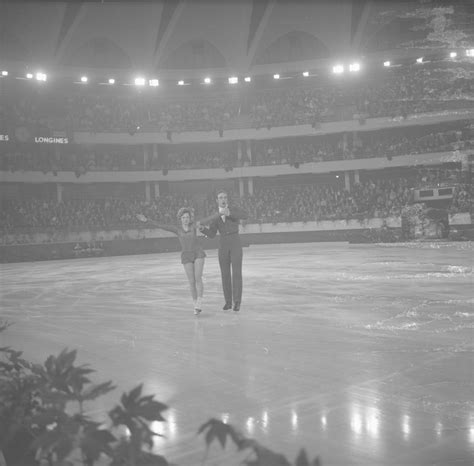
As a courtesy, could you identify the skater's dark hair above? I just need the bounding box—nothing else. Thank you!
[177,207,194,222]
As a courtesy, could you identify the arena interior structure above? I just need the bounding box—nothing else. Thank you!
[1,2,474,466]
[0,0,473,261]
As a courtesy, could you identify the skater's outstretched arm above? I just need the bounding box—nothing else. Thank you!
[136,214,179,234]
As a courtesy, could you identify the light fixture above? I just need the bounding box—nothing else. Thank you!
[349,63,360,72]
[302,71,309,77]
[36,72,47,81]
[244,76,251,82]
[80,76,88,83]
[228,76,238,84]
[134,77,146,86]
[383,61,391,67]
[26,73,33,79]
[332,65,344,74]
[449,52,457,58]
[416,57,423,64]
[149,79,159,87]
[108,78,115,84]
[178,80,185,86]
[1,71,8,76]
[273,74,280,79]
[466,49,474,57]
[204,77,211,84]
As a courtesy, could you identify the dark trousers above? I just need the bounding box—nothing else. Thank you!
[218,235,243,305]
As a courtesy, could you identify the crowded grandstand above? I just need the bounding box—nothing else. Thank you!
[0,0,473,261]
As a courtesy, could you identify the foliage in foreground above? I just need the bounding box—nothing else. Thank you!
[0,320,321,466]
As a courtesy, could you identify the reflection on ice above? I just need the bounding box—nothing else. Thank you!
[246,416,255,435]
[469,412,474,444]
[351,407,363,436]
[402,414,411,440]
[291,409,298,432]
[261,410,269,431]
[151,409,177,451]
[321,414,327,430]
[366,406,380,439]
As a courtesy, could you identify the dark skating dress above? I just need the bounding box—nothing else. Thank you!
[154,223,206,264]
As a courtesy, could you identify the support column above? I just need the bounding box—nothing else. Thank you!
[344,171,351,192]
[248,178,254,196]
[145,181,151,202]
[153,143,159,169]
[237,141,242,166]
[342,132,348,151]
[354,170,360,184]
[154,182,160,198]
[239,179,244,198]
[143,145,149,169]
[56,183,63,203]
[247,141,252,165]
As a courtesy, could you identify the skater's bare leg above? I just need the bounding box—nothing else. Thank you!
[183,263,197,302]
[194,258,205,299]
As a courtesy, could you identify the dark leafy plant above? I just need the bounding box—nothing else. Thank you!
[1,321,321,465]
[198,419,321,466]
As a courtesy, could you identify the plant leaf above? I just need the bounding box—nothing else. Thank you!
[81,427,116,462]
[81,381,116,401]
[296,449,310,466]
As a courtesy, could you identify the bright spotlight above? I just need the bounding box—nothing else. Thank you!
[349,63,360,72]
[228,76,238,84]
[244,76,251,82]
[134,77,145,86]
[26,73,33,79]
[1,71,8,76]
[204,77,211,84]
[332,65,344,74]
[36,72,47,81]
[273,74,280,79]
[416,57,423,64]
[80,76,88,83]
[302,71,309,77]
[466,49,474,57]
[177,80,185,86]
[108,78,115,85]
[450,52,457,58]
[149,79,159,87]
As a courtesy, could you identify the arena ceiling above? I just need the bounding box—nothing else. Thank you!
[1,0,473,78]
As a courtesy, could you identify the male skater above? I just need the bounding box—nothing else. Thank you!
[199,191,248,312]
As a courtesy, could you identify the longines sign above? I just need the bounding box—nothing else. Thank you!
[34,136,69,144]
[0,134,69,144]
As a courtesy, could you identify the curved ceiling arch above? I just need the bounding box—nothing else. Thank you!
[253,30,330,66]
[160,38,227,70]
[0,31,30,62]
[60,36,133,69]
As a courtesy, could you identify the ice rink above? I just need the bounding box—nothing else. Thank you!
[1,241,473,465]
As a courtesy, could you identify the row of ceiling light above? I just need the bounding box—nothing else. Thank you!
[1,49,473,86]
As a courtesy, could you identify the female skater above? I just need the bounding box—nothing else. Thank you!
[137,208,217,315]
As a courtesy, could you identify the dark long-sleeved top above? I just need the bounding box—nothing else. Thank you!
[148,222,203,253]
[201,207,248,239]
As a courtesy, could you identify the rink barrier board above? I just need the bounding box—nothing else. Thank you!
[2,223,474,263]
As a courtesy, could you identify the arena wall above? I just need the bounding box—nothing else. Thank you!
[1,213,471,263]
